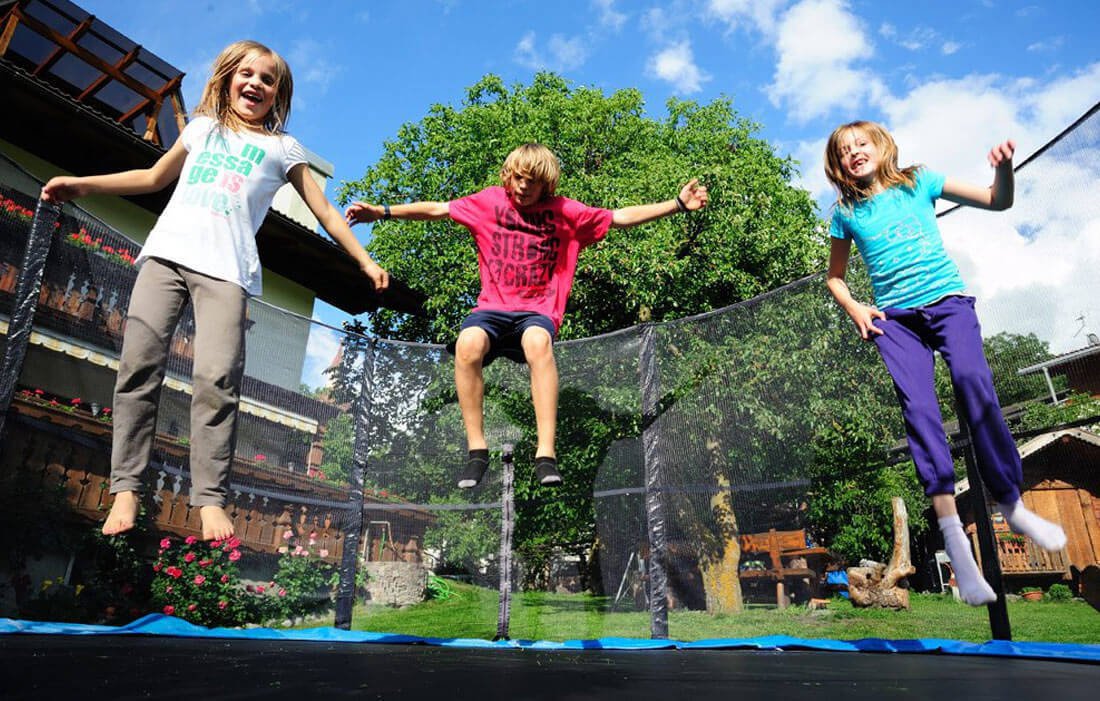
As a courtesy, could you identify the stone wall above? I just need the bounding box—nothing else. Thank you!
[363,562,428,608]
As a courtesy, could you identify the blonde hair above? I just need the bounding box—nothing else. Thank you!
[500,143,560,197]
[824,121,919,207]
[194,40,293,134]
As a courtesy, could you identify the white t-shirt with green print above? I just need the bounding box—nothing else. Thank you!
[137,116,307,296]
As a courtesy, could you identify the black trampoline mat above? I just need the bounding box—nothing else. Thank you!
[2,635,1099,700]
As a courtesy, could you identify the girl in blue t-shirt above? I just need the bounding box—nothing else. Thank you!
[823,120,1065,606]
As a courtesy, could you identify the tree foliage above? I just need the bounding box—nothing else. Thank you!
[332,73,1079,590]
[339,72,823,343]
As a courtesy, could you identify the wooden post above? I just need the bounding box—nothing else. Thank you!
[0,14,19,56]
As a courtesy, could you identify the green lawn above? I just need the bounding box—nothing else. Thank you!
[349,583,1100,644]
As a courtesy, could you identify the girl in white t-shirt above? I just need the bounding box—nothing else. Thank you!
[42,40,388,541]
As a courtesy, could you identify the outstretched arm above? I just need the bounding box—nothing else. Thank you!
[610,179,708,229]
[941,140,1015,210]
[41,138,189,203]
[345,200,451,225]
[826,237,885,340]
[289,164,389,291]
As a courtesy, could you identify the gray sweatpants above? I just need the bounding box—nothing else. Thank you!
[110,257,247,507]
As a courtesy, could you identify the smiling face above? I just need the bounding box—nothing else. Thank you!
[229,52,278,128]
[836,127,882,188]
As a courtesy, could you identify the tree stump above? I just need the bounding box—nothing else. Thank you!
[847,497,917,609]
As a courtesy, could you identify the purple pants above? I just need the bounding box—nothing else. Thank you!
[873,295,1021,504]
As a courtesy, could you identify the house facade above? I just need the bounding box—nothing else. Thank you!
[0,0,428,617]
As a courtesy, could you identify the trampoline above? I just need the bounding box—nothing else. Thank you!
[2,37,1100,700]
[2,616,1100,700]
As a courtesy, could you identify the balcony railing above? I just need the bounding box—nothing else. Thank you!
[996,533,1068,575]
[5,393,431,565]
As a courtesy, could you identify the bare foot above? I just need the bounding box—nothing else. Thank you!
[102,491,139,536]
[200,505,235,541]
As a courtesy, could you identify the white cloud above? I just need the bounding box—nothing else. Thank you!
[795,62,1100,354]
[1027,37,1064,52]
[288,38,342,96]
[879,22,896,39]
[515,31,538,66]
[797,62,1100,199]
[766,0,884,122]
[549,35,590,71]
[646,41,711,93]
[593,0,627,31]
[514,31,590,72]
[791,135,831,206]
[898,27,938,51]
[941,41,961,55]
[302,321,343,391]
[941,153,1100,353]
[640,7,672,42]
[706,0,787,35]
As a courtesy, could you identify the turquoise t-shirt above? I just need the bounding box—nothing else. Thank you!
[829,169,965,310]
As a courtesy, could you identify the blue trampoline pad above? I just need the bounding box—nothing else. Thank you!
[2,615,1099,700]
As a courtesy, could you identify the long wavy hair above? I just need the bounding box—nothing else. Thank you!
[824,121,920,207]
[193,40,293,134]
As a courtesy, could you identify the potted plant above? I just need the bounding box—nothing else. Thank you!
[1020,586,1043,601]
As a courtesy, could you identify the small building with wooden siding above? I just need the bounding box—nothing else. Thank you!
[956,428,1100,591]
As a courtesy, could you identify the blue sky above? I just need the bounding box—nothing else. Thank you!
[78,0,1100,386]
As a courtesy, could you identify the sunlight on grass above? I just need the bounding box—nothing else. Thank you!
[349,582,1100,644]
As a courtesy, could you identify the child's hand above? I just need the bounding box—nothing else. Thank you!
[345,202,384,225]
[360,259,390,291]
[41,176,86,203]
[678,179,709,211]
[847,303,886,340]
[987,140,1015,169]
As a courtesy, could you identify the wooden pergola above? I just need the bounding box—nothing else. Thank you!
[0,0,186,146]
[0,0,427,316]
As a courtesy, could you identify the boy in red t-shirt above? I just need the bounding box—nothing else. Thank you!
[346,143,708,488]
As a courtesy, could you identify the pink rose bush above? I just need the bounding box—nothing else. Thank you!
[151,530,338,626]
[254,528,337,622]
[151,535,246,627]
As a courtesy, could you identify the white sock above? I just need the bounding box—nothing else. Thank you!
[939,515,996,606]
[999,500,1067,552]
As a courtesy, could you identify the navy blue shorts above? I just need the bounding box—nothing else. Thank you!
[447,310,556,366]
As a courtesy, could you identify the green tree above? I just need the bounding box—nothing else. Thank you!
[339,72,823,343]
[318,413,355,487]
[337,73,827,589]
[981,332,1056,405]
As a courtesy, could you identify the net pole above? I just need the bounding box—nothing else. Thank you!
[954,395,1012,640]
[334,338,374,630]
[0,199,59,439]
[640,324,669,639]
[494,443,515,641]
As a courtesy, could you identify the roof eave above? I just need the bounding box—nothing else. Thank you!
[0,59,424,317]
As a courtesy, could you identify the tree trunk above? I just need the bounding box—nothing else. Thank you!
[699,464,743,613]
[847,497,916,609]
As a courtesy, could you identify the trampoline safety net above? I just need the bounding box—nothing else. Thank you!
[0,104,1098,644]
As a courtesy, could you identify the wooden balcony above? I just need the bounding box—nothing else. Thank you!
[2,395,431,565]
[996,534,1068,575]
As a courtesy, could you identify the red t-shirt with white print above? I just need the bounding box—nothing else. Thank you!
[449,186,613,330]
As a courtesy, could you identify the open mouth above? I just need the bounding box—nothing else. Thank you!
[240,90,264,106]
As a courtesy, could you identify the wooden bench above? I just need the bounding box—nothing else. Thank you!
[738,528,831,608]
